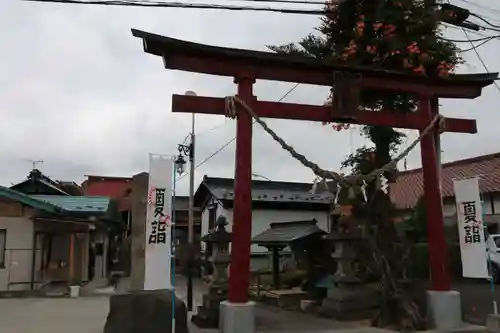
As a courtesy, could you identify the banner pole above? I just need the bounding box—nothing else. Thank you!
[172,163,177,333]
[483,203,498,315]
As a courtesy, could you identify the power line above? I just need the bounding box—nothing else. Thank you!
[445,1,496,56]
[451,0,500,30]
[439,3,500,57]
[450,0,500,94]
[25,0,500,34]
[443,35,500,43]
[463,29,500,93]
[442,22,490,37]
[197,122,228,135]
[176,83,300,182]
[471,13,500,29]
[173,0,328,5]
[458,37,496,53]
[180,133,190,145]
[24,0,330,15]
[454,0,500,19]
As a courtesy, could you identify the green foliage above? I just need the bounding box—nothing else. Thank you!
[404,197,459,242]
[282,269,307,288]
[404,196,428,242]
[407,242,462,279]
[341,146,376,175]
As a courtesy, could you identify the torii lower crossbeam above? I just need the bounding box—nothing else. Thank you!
[172,95,477,133]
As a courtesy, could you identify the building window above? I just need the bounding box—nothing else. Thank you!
[0,229,6,268]
[208,204,217,232]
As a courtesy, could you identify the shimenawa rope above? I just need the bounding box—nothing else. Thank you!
[224,95,444,188]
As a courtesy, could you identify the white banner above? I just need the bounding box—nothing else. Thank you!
[144,154,173,290]
[453,177,489,279]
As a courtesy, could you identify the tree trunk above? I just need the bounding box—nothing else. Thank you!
[361,189,426,330]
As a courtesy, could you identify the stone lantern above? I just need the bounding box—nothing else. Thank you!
[191,216,232,328]
[320,188,376,320]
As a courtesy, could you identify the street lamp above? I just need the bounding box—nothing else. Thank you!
[175,154,187,176]
[175,90,197,312]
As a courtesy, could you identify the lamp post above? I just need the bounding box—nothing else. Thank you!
[175,90,196,312]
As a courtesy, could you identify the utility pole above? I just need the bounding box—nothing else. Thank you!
[176,90,197,312]
[175,116,196,311]
[187,110,195,311]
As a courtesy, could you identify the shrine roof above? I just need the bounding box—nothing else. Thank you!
[390,152,500,209]
[251,219,326,247]
[132,29,498,98]
[194,175,334,210]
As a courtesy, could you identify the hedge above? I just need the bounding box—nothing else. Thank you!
[407,242,462,279]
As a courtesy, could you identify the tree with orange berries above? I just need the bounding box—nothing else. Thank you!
[269,0,461,177]
[269,0,462,328]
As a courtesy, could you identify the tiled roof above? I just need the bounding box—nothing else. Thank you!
[390,152,500,209]
[10,177,70,196]
[0,186,62,214]
[196,176,334,206]
[31,195,111,214]
[252,219,326,246]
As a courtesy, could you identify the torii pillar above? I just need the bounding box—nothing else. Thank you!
[131,28,498,333]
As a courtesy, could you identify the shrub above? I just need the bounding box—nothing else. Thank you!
[407,242,462,279]
[282,269,307,288]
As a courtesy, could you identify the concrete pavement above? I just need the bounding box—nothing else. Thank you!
[0,277,497,333]
[0,276,379,333]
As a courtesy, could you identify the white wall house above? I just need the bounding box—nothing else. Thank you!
[0,203,38,291]
[194,176,333,269]
[0,186,118,292]
[390,152,500,233]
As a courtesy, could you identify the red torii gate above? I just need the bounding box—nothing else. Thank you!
[131,29,497,304]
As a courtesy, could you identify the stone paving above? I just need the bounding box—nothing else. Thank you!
[0,276,382,333]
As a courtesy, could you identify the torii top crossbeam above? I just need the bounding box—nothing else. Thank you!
[131,28,498,304]
[132,29,497,133]
[132,29,496,98]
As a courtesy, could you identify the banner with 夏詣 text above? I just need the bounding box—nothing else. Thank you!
[453,177,489,279]
[144,154,174,290]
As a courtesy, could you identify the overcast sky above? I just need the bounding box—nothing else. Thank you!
[1,0,499,195]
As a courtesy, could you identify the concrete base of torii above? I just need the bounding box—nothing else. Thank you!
[427,290,462,331]
[219,301,255,333]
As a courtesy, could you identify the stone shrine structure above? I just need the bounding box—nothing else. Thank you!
[321,227,375,320]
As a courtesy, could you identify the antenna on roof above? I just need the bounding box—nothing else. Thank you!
[28,159,44,170]
[21,158,44,170]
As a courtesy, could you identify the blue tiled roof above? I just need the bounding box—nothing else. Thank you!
[30,195,111,213]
